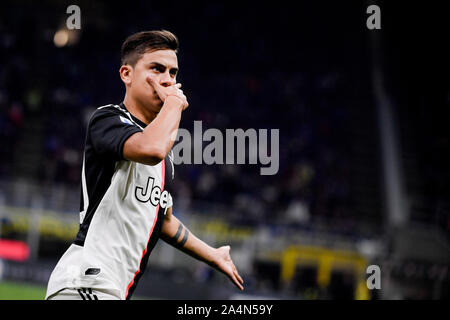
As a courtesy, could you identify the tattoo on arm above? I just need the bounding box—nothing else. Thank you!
[173,224,183,240]
[179,227,189,247]
[163,222,190,248]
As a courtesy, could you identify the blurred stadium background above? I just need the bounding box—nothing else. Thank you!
[0,0,449,300]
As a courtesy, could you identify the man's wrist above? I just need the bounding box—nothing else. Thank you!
[206,247,219,268]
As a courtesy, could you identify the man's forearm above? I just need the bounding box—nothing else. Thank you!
[140,96,183,158]
[160,208,245,291]
[123,96,183,165]
[160,212,216,267]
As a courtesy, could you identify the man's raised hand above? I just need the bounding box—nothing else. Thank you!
[147,75,189,110]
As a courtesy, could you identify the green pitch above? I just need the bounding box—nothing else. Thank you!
[0,281,46,300]
[0,280,154,300]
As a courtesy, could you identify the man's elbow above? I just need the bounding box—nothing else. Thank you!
[124,137,168,165]
[141,144,168,165]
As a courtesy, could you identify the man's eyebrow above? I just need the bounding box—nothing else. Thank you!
[148,62,178,73]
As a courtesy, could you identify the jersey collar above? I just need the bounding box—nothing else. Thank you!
[119,102,148,128]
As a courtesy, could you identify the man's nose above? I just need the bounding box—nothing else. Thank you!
[160,72,175,87]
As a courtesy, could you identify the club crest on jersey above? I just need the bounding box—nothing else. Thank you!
[135,176,169,208]
[120,115,133,125]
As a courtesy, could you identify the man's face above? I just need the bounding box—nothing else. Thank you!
[123,49,179,113]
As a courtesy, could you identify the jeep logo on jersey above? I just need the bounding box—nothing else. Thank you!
[135,176,169,208]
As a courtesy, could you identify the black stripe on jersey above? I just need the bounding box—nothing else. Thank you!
[74,104,143,247]
[77,288,98,300]
[125,205,165,300]
[77,289,86,300]
[74,157,117,246]
[88,288,98,300]
[83,288,92,300]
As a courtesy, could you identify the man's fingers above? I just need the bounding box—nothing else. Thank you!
[147,75,156,85]
[147,76,181,90]
[229,263,244,289]
[233,266,244,284]
[236,271,244,284]
[231,273,244,291]
[224,246,244,287]
[147,75,162,93]
[236,279,244,291]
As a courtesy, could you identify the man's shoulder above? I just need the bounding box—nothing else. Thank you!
[87,103,134,126]
[92,104,127,117]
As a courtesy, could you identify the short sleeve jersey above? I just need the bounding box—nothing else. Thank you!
[46,103,175,300]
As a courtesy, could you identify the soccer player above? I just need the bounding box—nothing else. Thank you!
[45,30,244,300]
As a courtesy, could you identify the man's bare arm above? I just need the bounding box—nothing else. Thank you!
[123,97,182,165]
[161,207,244,291]
[123,76,188,165]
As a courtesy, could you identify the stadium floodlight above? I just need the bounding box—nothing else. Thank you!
[53,29,69,47]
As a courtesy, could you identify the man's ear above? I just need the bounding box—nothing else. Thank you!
[119,65,133,85]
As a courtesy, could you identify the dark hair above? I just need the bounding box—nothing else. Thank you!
[120,30,179,66]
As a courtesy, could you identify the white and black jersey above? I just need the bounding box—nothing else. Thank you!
[46,103,175,300]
